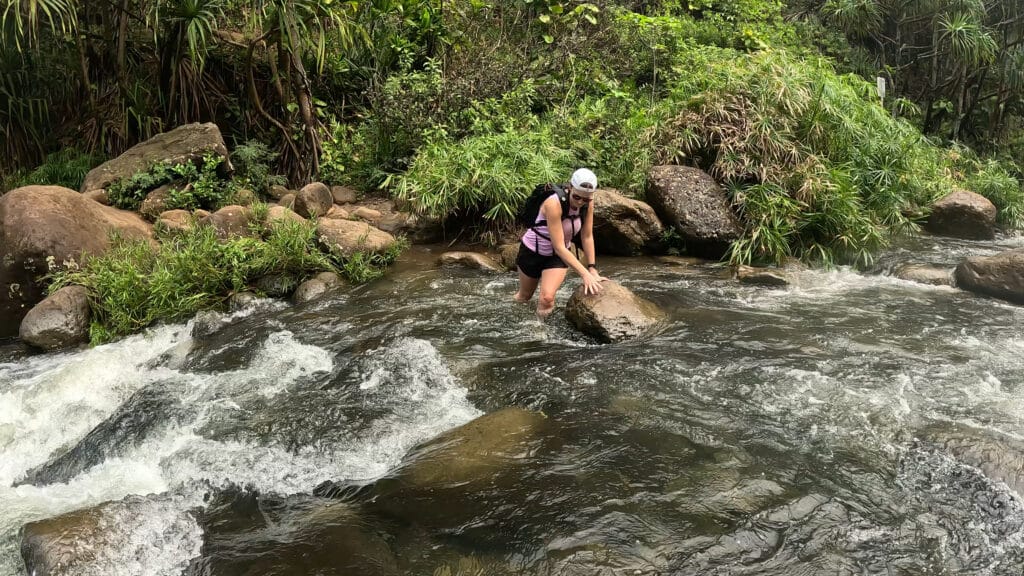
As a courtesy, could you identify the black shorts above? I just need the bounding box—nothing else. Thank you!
[516,243,567,279]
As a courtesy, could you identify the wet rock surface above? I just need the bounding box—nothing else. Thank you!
[926,189,997,240]
[564,280,665,342]
[955,247,1024,304]
[437,251,502,272]
[18,285,91,351]
[591,188,664,255]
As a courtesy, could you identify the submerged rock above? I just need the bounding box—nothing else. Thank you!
[254,273,299,298]
[19,285,91,351]
[190,490,398,576]
[564,280,665,342]
[955,248,1024,304]
[437,251,501,272]
[894,264,954,286]
[16,384,187,486]
[22,495,201,576]
[293,278,329,304]
[734,265,791,287]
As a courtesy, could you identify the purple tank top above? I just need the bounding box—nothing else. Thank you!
[521,193,581,256]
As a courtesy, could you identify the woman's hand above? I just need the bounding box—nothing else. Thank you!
[582,271,605,295]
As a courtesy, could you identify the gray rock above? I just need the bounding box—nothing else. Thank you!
[314,271,344,288]
[268,184,291,200]
[295,182,333,218]
[139,184,174,220]
[292,279,329,303]
[19,285,91,350]
[926,189,997,240]
[592,188,664,255]
[565,280,665,342]
[437,251,502,272]
[81,122,231,194]
[646,165,742,258]
[955,248,1024,304]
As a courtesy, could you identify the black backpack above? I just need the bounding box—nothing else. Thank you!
[518,182,588,254]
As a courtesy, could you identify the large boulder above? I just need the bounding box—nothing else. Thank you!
[19,285,91,350]
[80,122,231,195]
[316,219,397,258]
[925,189,997,240]
[955,248,1024,304]
[592,188,664,255]
[646,165,742,258]
[565,280,665,342]
[0,186,152,338]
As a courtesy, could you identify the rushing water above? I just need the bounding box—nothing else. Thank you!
[3,234,1024,575]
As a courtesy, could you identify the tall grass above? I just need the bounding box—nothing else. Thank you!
[1,148,102,192]
[48,219,400,343]
[392,128,576,226]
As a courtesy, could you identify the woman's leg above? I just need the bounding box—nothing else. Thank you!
[536,267,568,319]
[514,269,539,303]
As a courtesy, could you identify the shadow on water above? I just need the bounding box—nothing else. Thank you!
[6,239,1024,575]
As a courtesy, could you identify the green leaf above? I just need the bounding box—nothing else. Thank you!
[538,14,551,24]
[543,34,553,43]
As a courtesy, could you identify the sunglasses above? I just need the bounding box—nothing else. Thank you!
[571,192,593,204]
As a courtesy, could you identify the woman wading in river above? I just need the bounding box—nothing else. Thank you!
[513,168,607,319]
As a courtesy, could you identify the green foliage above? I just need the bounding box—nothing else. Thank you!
[47,215,402,343]
[339,237,408,283]
[230,140,286,194]
[1,148,101,191]
[393,128,576,226]
[964,158,1024,229]
[107,154,233,211]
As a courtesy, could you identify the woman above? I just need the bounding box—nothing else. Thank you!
[513,168,607,319]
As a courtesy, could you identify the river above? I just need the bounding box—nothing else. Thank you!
[2,234,1024,575]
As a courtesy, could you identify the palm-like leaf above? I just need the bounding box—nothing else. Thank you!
[0,0,76,50]
[938,12,997,66]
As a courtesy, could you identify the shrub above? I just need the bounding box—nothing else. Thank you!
[392,127,576,227]
[107,154,235,211]
[47,218,403,343]
[965,158,1024,229]
[231,140,287,195]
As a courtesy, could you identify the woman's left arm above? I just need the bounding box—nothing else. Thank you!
[581,205,606,280]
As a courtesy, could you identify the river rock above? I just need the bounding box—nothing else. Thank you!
[916,422,1024,494]
[925,189,997,240]
[232,188,258,206]
[565,280,665,342]
[894,264,953,286]
[592,188,664,255]
[315,271,343,287]
[265,205,306,227]
[735,265,791,287]
[324,205,349,220]
[372,408,548,516]
[375,212,444,244]
[293,278,329,304]
[437,251,501,272]
[21,495,201,576]
[331,185,359,204]
[254,273,299,297]
[228,291,259,311]
[80,122,231,195]
[156,209,193,235]
[18,285,91,350]
[295,182,333,218]
[192,492,398,576]
[268,184,291,200]
[279,193,296,209]
[646,165,742,258]
[83,189,109,205]
[352,206,382,222]
[954,248,1024,304]
[199,205,253,239]
[139,184,174,220]
[316,219,397,258]
[0,186,153,338]
[498,243,520,271]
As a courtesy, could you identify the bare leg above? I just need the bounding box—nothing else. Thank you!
[514,268,539,303]
[536,267,568,320]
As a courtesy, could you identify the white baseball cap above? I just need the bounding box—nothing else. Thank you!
[570,168,597,195]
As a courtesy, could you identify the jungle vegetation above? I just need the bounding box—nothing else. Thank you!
[3,0,1024,266]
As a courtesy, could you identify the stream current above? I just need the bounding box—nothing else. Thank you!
[2,234,1024,575]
